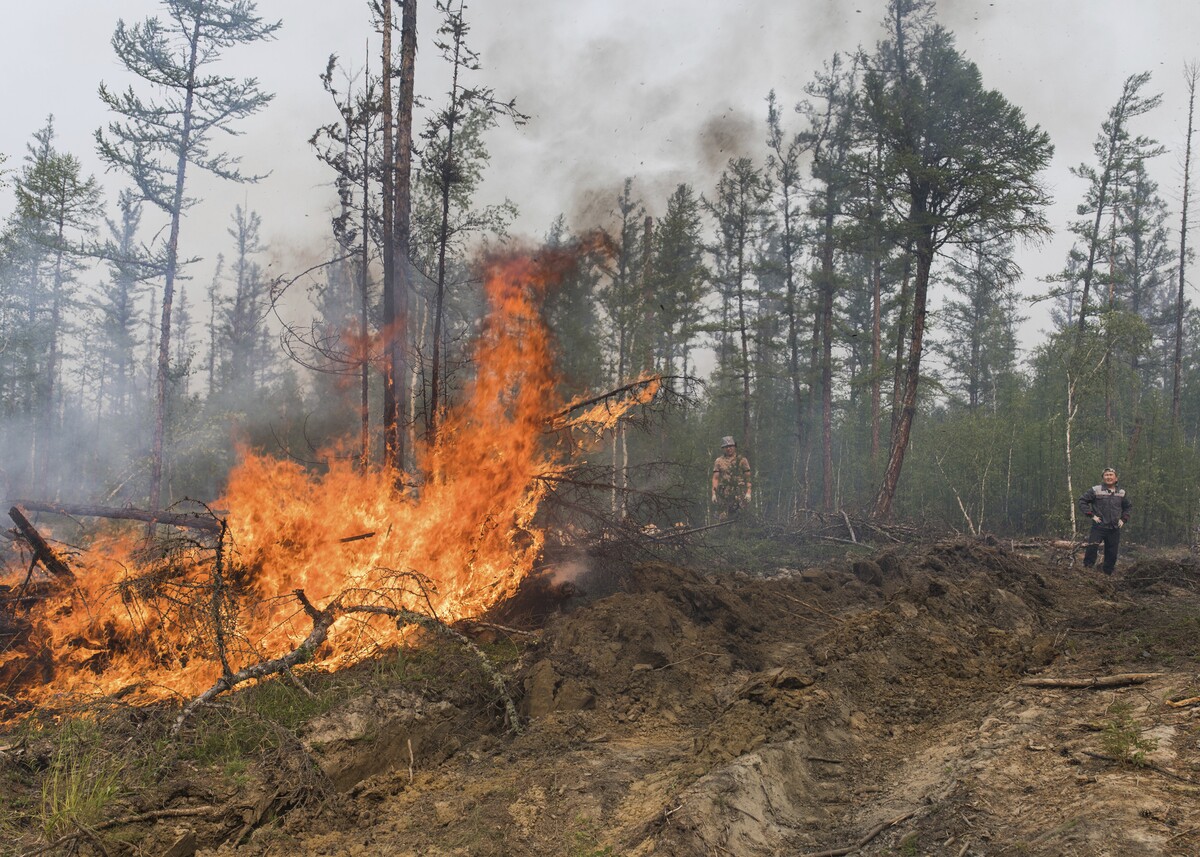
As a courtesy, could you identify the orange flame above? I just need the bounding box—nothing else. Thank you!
[1,252,655,714]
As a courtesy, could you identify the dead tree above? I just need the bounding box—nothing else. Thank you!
[12,500,222,534]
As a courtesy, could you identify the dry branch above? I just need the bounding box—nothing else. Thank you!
[1082,750,1200,785]
[801,808,917,857]
[19,806,215,857]
[347,604,521,733]
[547,374,668,426]
[1166,695,1200,708]
[839,509,858,543]
[173,589,338,734]
[13,500,222,534]
[8,506,74,582]
[1019,672,1162,689]
[173,590,522,736]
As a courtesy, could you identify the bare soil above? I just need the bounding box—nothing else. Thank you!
[7,536,1200,856]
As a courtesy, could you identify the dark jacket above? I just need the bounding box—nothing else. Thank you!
[1079,483,1131,529]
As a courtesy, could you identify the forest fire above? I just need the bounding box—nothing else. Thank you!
[0,252,655,721]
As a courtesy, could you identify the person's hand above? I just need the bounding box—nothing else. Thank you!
[1092,515,1101,524]
[1118,519,1124,528]
[711,492,717,504]
[744,490,751,503]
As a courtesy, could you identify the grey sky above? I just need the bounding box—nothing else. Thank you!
[2,0,1197,349]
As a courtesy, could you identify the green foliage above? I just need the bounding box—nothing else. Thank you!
[1100,701,1157,766]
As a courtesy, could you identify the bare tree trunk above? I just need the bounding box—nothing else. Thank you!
[889,253,912,444]
[1065,371,1079,536]
[149,16,200,515]
[871,249,882,461]
[359,64,372,470]
[428,4,461,448]
[394,0,417,471]
[1174,63,1197,422]
[819,203,835,511]
[380,1,399,472]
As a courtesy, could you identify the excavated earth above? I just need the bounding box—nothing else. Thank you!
[10,537,1200,856]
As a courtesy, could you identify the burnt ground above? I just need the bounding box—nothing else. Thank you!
[4,535,1200,856]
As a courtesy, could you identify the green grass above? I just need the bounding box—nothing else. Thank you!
[569,815,615,857]
[37,719,124,841]
[178,674,341,768]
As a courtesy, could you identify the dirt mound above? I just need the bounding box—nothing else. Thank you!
[8,538,1200,856]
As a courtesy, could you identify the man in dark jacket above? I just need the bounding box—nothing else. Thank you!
[1078,467,1132,574]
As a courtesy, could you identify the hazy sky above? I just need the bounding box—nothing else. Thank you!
[2,0,1198,349]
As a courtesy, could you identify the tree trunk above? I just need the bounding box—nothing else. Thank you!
[873,235,931,519]
[429,11,462,449]
[380,1,398,472]
[9,506,75,582]
[871,247,882,460]
[394,0,417,471]
[1174,65,1196,421]
[148,16,200,515]
[819,202,835,511]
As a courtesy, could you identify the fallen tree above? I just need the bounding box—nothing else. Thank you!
[11,500,222,534]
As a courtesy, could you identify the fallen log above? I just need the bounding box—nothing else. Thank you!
[8,506,74,583]
[13,500,222,534]
[1019,672,1163,689]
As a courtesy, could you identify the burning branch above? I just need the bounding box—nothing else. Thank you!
[547,374,668,429]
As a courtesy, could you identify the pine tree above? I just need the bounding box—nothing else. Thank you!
[1068,72,1163,334]
[96,0,280,511]
[704,158,770,455]
[5,117,103,486]
[937,227,1023,411]
[417,0,525,446]
[95,190,152,419]
[647,184,708,380]
[860,0,1053,518]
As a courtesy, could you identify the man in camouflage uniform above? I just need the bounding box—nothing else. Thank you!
[711,436,752,520]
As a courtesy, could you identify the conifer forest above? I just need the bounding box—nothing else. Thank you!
[1,0,1198,545]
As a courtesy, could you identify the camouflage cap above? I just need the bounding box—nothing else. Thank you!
[721,436,736,447]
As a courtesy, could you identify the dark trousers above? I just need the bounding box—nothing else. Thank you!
[1084,524,1121,573]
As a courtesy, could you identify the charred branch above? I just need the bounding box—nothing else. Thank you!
[7,506,74,583]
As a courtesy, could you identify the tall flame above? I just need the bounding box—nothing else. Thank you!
[0,252,651,714]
